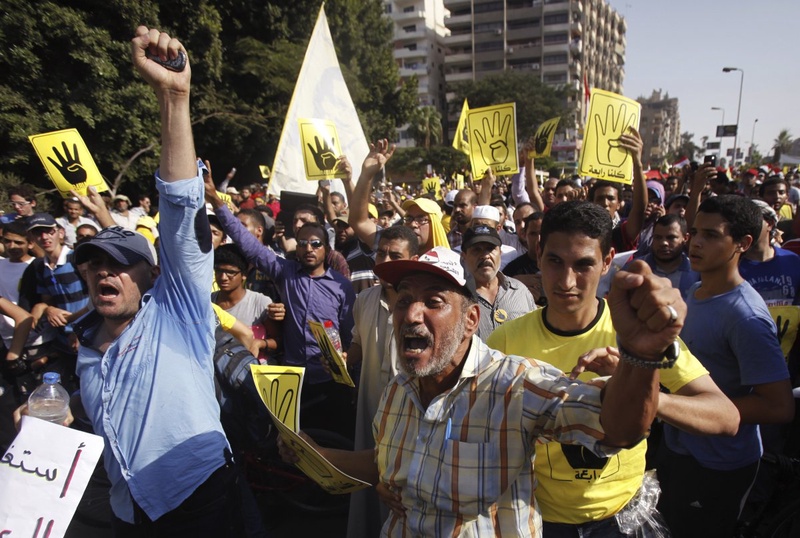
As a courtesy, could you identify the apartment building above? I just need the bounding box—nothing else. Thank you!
[638,89,681,168]
[441,0,627,164]
[385,0,451,147]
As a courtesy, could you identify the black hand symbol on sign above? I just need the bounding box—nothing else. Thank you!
[535,123,556,154]
[47,142,87,185]
[308,136,338,171]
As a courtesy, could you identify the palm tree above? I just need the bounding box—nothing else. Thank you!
[771,129,793,163]
[408,106,443,150]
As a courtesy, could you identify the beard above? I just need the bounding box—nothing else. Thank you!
[397,316,465,378]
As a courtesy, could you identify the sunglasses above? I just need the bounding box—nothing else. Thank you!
[214,268,242,277]
[297,239,325,249]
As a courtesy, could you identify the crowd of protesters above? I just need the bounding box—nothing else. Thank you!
[1,26,799,538]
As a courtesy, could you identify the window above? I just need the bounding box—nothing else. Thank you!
[543,53,568,65]
[544,13,569,24]
[544,33,568,44]
[403,6,414,12]
[403,25,416,33]
[544,73,567,83]
[474,1,503,14]
[479,60,503,70]
[474,22,503,33]
[475,41,504,52]
[508,18,539,30]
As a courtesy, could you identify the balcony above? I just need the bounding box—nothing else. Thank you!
[446,71,474,82]
[571,20,582,35]
[393,10,426,23]
[445,32,473,46]
[399,64,427,78]
[447,13,473,26]
[445,52,473,65]
[394,28,426,41]
[394,47,429,60]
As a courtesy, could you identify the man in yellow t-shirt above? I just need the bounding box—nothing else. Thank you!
[487,201,739,536]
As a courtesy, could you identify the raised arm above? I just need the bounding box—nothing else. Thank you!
[522,141,545,212]
[70,186,115,228]
[131,26,195,182]
[617,128,647,239]
[600,260,684,447]
[477,168,495,206]
[351,140,394,248]
[685,164,717,229]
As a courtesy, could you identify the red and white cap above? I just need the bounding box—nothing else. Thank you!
[374,246,466,288]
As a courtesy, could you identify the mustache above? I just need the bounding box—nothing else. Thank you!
[399,324,433,344]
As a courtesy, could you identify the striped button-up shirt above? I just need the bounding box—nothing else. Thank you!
[374,336,615,537]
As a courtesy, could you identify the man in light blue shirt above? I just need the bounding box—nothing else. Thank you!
[71,27,238,536]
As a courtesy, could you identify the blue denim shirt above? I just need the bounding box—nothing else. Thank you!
[75,171,228,523]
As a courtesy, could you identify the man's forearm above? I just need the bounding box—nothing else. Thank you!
[158,93,196,182]
[599,362,659,447]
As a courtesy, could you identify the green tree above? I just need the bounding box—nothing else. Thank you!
[449,72,569,143]
[407,106,443,150]
[0,0,411,202]
[772,129,793,164]
[669,132,700,162]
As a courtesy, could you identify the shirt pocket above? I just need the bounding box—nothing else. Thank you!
[432,439,502,516]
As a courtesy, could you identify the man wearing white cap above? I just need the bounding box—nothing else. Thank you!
[281,244,687,537]
[469,205,518,269]
[111,193,139,231]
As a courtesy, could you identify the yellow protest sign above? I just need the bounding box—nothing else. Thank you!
[767,305,800,359]
[455,173,465,189]
[308,321,355,387]
[298,118,344,181]
[452,99,470,156]
[250,365,369,494]
[259,165,271,179]
[530,116,561,158]
[467,103,519,177]
[579,89,641,184]
[421,177,442,200]
[28,128,109,198]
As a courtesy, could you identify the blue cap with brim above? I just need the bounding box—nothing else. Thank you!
[74,226,157,266]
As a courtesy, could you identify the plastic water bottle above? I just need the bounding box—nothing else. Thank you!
[28,372,70,425]
[323,320,342,353]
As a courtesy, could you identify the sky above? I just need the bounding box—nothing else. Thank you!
[606,0,799,162]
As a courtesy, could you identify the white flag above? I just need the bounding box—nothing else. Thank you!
[269,5,369,198]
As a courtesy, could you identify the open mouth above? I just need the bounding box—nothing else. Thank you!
[401,327,432,354]
[98,283,120,300]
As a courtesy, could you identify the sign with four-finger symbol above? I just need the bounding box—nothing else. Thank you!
[298,118,344,180]
[467,103,519,178]
[529,116,561,158]
[579,89,641,184]
[28,128,109,198]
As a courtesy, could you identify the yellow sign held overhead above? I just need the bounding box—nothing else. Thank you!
[455,173,465,189]
[259,165,271,179]
[467,103,519,178]
[421,177,442,200]
[530,116,561,158]
[452,99,470,156]
[298,118,344,181]
[579,89,641,184]
[28,128,109,198]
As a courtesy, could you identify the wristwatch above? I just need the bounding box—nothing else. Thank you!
[616,339,680,369]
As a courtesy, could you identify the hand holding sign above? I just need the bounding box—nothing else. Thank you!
[474,111,511,165]
[47,142,87,185]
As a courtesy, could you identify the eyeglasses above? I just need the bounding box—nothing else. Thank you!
[403,215,430,226]
[214,268,242,278]
[297,239,325,249]
[10,200,31,208]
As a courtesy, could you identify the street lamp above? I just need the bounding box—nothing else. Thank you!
[723,67,744,167]
[750,118,758,161]
[711,106,725,155]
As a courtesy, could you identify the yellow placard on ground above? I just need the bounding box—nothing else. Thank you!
[579,89,641,184]
[250,365,369,494]
[298,118,344,181]
[467,103,519,178]
[421,176,442,200]
[452,99,470,156]
[28,128,109,198]
[308,321,355,387]
[530,116,561,158]
[259,165,271,179]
